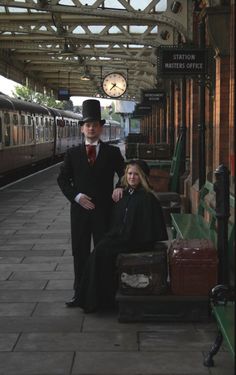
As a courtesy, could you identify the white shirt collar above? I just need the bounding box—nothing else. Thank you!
[85,140,99,146]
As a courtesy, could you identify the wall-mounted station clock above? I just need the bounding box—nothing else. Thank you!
[102,72,127,98]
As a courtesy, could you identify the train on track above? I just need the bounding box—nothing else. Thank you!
[0,94,122,180]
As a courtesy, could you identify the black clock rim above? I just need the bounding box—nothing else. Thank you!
[102,72,126,80]
[102,90,127,98]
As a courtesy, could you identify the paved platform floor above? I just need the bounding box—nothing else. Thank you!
[0,162,234,375]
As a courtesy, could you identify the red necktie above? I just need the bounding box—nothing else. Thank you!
[86,145,96,165]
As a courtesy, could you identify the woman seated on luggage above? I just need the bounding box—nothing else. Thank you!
[77,159,168,313]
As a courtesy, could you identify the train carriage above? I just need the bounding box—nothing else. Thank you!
[0,94,55,176]
[49,107,82,155]
[0,94,122,181]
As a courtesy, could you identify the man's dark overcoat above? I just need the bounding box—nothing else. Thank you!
[57,141,125,289]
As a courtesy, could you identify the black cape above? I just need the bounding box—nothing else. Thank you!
[78,187,168,312]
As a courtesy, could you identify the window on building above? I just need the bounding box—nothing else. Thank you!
[13,114,18,125]
[4,112,10,125]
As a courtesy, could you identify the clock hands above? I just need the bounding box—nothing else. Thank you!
[110,82,123,91]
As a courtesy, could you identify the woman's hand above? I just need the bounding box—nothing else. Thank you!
[112,187,123,202]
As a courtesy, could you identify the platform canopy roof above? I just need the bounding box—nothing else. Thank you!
[0,0,193,101]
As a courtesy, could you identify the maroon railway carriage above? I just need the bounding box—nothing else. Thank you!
[0,94,122,180]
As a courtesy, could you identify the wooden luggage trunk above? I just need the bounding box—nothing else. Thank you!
[137,144,156,159]
[169,239,218,296]
[149,168,170,192]
[125,133,147,143]
[153,143,171,159]
[116,245,168,296]
[125,143,138,159]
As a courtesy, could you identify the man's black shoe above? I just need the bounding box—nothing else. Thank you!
[65,296,80,308]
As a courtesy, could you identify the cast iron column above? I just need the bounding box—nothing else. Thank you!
[162,98,167,143]
[214,165,230,285]
[169,80,175,155]
[180,77,186,175]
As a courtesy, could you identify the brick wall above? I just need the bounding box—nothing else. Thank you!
[213,55,230,168]
[229,1,235,178]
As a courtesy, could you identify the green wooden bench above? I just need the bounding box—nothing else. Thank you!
[203,289,235,367]
[170,180,235,367]
[171,180,216,238]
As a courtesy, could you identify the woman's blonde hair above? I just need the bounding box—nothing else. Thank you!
[121,161,152,192]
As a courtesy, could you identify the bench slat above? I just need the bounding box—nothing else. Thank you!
[171,213,216,243]
[212,303,235,357]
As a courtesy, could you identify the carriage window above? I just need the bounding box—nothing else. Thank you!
[35,116,39,125]
[49,119,54,140]
[21,115,25,125]
[27,116,32,125]
[13,126,18,145]
[4,112,10,125]
[18,126,23,144]
[41,117,44,126]
[37,124,44,143]
[27,125,33,143]
[0,118,2,143]
[4,125,11,146]
[13,114,18,125]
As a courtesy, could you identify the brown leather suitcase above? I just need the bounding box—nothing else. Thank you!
[153,143,171,159]
[169,239,218,296]
[138,144,156,159]
[117,245,168,295]
[149,168,170,192]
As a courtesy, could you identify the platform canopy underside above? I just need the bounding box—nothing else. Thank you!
[0,0,193,101]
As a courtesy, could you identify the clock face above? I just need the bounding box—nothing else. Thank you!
[102,73,127,98]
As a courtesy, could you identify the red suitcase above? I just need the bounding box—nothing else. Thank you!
[169,239,218,296]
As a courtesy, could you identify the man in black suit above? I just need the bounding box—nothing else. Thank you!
[57,99,125,307]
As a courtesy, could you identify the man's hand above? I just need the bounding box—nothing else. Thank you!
[112,187,123,202]
[78,194,95,210]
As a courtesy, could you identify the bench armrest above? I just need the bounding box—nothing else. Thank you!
[210,284,235,306]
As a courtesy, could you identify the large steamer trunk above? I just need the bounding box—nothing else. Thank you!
[117,245,168,296]
[169,239,218,296]
[138,144,156,159]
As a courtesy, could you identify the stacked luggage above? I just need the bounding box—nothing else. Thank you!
[138,143,171,160]
[116,239,218,322]
[125,143,171,160]
[125,133,148,144]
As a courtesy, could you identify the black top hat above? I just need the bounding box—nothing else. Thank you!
[79,99,105,126]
